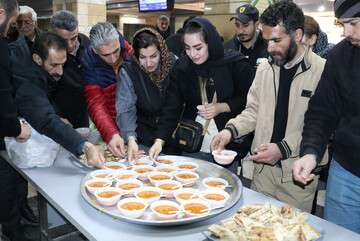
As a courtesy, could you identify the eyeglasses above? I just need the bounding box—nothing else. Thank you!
[17,19,34,26]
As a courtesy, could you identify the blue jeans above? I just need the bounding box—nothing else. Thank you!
[324,159,360,233]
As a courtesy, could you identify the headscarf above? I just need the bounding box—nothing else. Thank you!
[132,27,174,89]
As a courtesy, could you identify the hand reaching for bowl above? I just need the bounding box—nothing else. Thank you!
[149,139,164,160]
[84,141,105,168]
[108,134,126,158]
[211,129,232,152]
[127,137,145,161]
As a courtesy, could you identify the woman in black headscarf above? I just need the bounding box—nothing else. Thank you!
[115,27,177,160]
[149,17,255,172]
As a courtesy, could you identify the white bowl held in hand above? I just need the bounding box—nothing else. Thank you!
[212,150,237,165]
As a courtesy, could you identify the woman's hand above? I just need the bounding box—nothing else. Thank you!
[197,103,230,120]
[149,139,164,160]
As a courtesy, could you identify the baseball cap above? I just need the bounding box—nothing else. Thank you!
[230,4,259,23]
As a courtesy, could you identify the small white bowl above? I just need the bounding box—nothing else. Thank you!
[90,169,115,180]
[202,177,229,189]
[174,171,200,187]
[212,150,237,165]
[181,199,211,217]
[148,171,173,185]
[114,170,138,182]
[200,188,230,208]
[115,179,143,196]
[156,164,178,175]
[85,178,112,195]
[117,197,147,219]
[130,158,154,167]
[176,162,199,172]
[132,165,156,181]
[154,158,176,166]
[94,187,122,206]
[134,186,162,204]
[173,188,201,203]
[103,162,127,171]
[155,180,182,198]
[150,200,181,220]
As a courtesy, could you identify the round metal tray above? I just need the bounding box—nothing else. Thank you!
[80,155,242,226]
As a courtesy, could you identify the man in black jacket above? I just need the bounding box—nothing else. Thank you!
[0,1,34,240]
[224,4,268,68]
[14,32,104,167]
[50,10,89,128]
[293,0,360,233]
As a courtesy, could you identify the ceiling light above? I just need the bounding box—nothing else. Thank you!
[318,5,326,12]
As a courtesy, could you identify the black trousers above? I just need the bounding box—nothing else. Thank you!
[0,155,26,230]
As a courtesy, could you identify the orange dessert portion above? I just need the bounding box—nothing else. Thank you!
[150,175,171,181]
[137,191,160,199]
[88,182,109,188]
[121,202,145,211]
[179,164,195,169]
[157,159,173,165]
[204,194,225,201]
[95,173,110,178]
[184,203,208,214]
[154,205,178,215]
[107,165,123,170]
[117,174,134,180]
[135,168,152,174]
[177,173,196,179]
[206,181,225,187]
[177,193,198,200]
[158,168,176,173]
[119,183,140,190]
[159,184,180,191]
[98,191,120,198]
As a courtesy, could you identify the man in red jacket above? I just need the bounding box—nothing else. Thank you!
[82,22,133,157]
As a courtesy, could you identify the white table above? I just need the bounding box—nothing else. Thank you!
[2,149,360,241]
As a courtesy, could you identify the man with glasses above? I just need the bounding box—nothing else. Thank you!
[16,5,40,50]
[293,0,360,233]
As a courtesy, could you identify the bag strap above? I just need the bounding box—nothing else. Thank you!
[198,77,217,135]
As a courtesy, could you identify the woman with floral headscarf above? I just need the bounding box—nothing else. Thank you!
[115,27,177,160]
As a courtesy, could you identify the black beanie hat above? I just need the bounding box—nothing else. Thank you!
[334,0,360,19]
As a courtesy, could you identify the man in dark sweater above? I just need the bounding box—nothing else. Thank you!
[224,4,268,68]
[293,0,360,233]
[0,1,34,240]
[50,10,90,128]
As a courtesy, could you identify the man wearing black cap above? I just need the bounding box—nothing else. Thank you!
[293,0,360,233]
[224,4,268,68]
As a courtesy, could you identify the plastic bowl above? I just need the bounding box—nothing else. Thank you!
[115,179,143,197]
[148,171,173,185]
[212,150,237,165]
[173,188,201,203]
[94,187,122,206]
[202,177,229,190]
[174,171,199,187]
[85,178,112,195]
[132,165,156,181]
[200,188,230,208]
[117,197,147,219]
[150,200,181,220]
[134,186,162,204]
[155,180,182,198]
[103,162,127,171]
[90,169,115,181]
[114,170,138,182]
[176,162,199,172]
[181,199,211,217]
